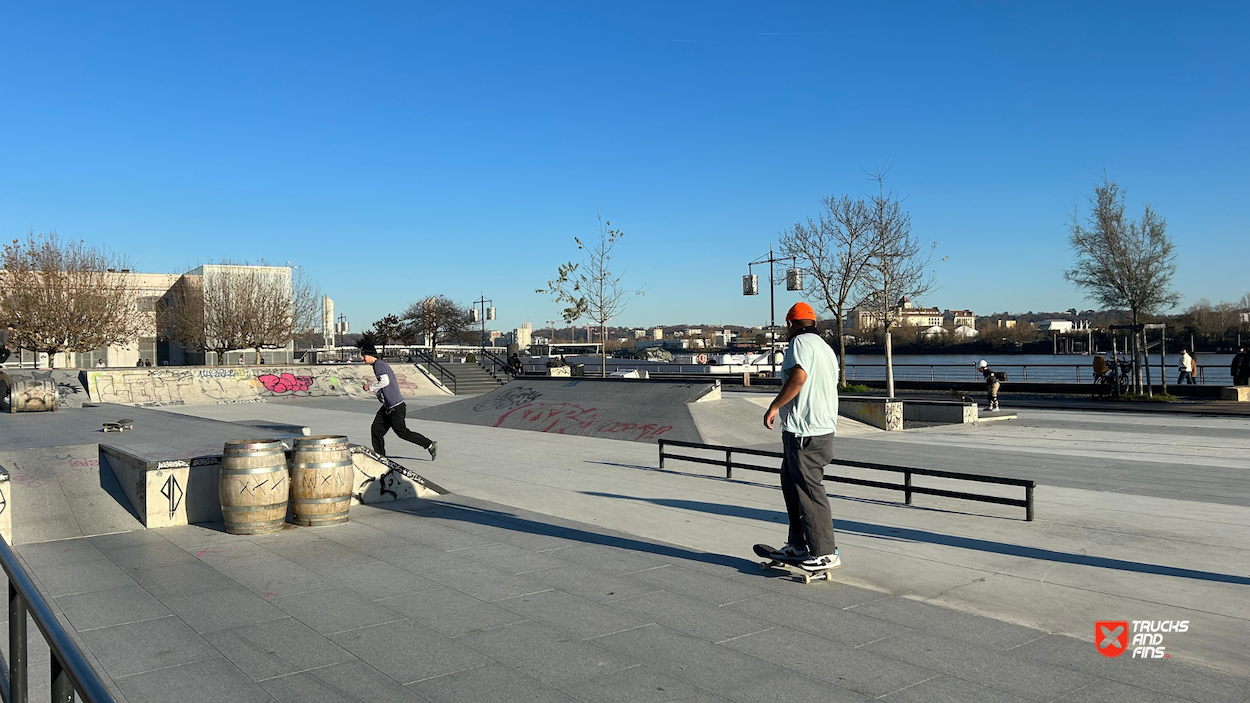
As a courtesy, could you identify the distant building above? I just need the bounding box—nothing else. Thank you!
[946,310,975,328]
[1038,319,1090,333]
[853,298,955,330]
[651,328,664,340]
[953,325,978,339]
[995,319,1017,329]
[513,322,533,348]
[633,329,647,339]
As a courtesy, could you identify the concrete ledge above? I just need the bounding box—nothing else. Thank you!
[840,396,903,431]
[902,399,978,424]
[1221,386,1249,401]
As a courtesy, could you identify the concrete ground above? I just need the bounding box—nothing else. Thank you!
[2,390,1246,702]
[166,395,1250,683]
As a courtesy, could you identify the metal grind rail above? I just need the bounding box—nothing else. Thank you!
[657,439,1035,521]
[0,536,116,703]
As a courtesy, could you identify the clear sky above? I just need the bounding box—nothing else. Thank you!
[2,2,1246,333]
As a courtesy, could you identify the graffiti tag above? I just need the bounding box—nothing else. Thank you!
[473,386,543,412]
[258,373,314,394]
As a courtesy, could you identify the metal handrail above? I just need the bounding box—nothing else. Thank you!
[411,350,457,394]
[476,349,516,380]
[658,439,1035,521]
[0,535,116,703]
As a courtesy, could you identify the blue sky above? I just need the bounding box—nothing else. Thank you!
[2,2,1247,333]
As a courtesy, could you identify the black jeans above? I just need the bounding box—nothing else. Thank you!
[780,432,838,557]
[371,403,431,456]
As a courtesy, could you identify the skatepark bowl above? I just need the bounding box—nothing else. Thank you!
[0,379,1246,702]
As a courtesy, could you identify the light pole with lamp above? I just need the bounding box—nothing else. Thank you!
[471,294,496,352]
[743,243,802,378]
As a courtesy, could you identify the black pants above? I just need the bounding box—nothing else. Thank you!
[780,432,838,557]
[371,403,431,456]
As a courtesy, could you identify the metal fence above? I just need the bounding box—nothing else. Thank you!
[1,535,115,703]
[842,363,1229,385]
[657,439,1036,521]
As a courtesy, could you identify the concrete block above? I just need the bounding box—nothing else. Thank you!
[350,447,444,505]
[0,471,10,546]
[902,399,978,424]
[839,396,903,431]
[1220,386,1249,401]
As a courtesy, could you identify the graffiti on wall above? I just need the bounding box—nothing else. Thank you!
[87,365,438,407]
[493,401,672,442]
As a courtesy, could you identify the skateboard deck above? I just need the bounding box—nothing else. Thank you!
[753,543,837,584]
[102,418,134,432]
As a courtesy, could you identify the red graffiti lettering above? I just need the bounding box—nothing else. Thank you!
[70,459,99,467]
[495,402,601,434]
[594,421,673,442]
[258,373,313,394]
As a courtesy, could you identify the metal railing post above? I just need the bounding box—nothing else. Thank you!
[657,441,665,469]
[725,450,733,479]
[1026,485,1035,522]
[9,581,26,703]
[50,655,72,703]
[904,472,913,506]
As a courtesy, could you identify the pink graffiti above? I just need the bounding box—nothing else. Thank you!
[70,459,98,467]
[493,403,672,441]
[594,421,673,442]
[494,402,602,434]
[258,373,313,394]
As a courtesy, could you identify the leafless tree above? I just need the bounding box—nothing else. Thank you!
[0,233,145,367]
[537,213,646,376]
[161,262,320,364]
[1065,177,1179,326]
[781,194,877,382]
[857,169,937,397]
[401,295,471,354]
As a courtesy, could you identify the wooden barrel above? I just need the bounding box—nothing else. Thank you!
[11,379,58,412]
[219,439,289,535]
[289,435,353,527]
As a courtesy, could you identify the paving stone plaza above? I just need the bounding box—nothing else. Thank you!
[1,388,1247,702]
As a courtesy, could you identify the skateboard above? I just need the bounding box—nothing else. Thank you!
[102,418,134,432]
[753,544,838,584]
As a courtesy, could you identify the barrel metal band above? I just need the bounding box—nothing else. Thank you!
[221,502,288,512]
[292,496,349,504]
[224,450,285,458]
[289,460,353,470]
[221,466,288,475]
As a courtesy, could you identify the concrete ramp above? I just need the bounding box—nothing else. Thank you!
[3,370,90,409]
[412,378,720,443]
[692,395,883,448]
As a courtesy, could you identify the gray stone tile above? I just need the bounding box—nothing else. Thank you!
[1012,634,1249,703]
[218,555,338,598]
[129,559,240,598]
[457,620,635,685]
[875,674,1043,703]
[556,665,724,703]
[419,561,549,602]
[357,514,499,551]
[1047,678,1201,703]
[17,538,107,568]
[450,541,567,574]
[261,538,381,575]
[726,668,876,702]
[101,540,200,571]
[848,595,1044,650]
[329,620,487,684]
[31,558,136,597]
[163,585,289,634]
[55,584,171,631]
[273,586,407,635]
[202,616,355,681]
[724,592,912,647]
[608,590,772,643]
[719,625,935,699]
[860,630,1094,701]
[589,623,784,697]
[151,522,237,550]
[112,655,273,703]
[495,588,651,640]
[376,583,527,638]
[360,542,476,575]
[528,565,658,604]
[733,571,889,609]
[77,616,219,679]
[407,662,577,702]
[629,563,769,606]
[546,543,672,575]
[89,529,169,550]
[324,559,438,600]
[260,660,429,702]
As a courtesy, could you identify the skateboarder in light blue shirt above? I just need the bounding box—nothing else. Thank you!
[763,302,841,572]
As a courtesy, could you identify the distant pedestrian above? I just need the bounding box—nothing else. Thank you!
[136,358,144,367]
[977,360,1000,411]
[257,354,265,365]
[509,352,522,375]
[1177,350,1195,385]
[95,358,107,368]
[239,354,245,365]
[359,341,437,461]
[0,323,14,365]
[762,302,841,573]
[1233,345,1250,386]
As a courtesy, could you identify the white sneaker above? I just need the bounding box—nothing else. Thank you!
[770,543,809,561]
[799,551,841,572]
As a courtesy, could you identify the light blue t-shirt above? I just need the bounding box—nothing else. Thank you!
[779,333,839,437]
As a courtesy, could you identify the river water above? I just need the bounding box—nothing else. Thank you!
[841,352,1236,385]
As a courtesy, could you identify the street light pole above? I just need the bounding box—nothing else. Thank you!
[473,293,495,352]
[744,243,799,379]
